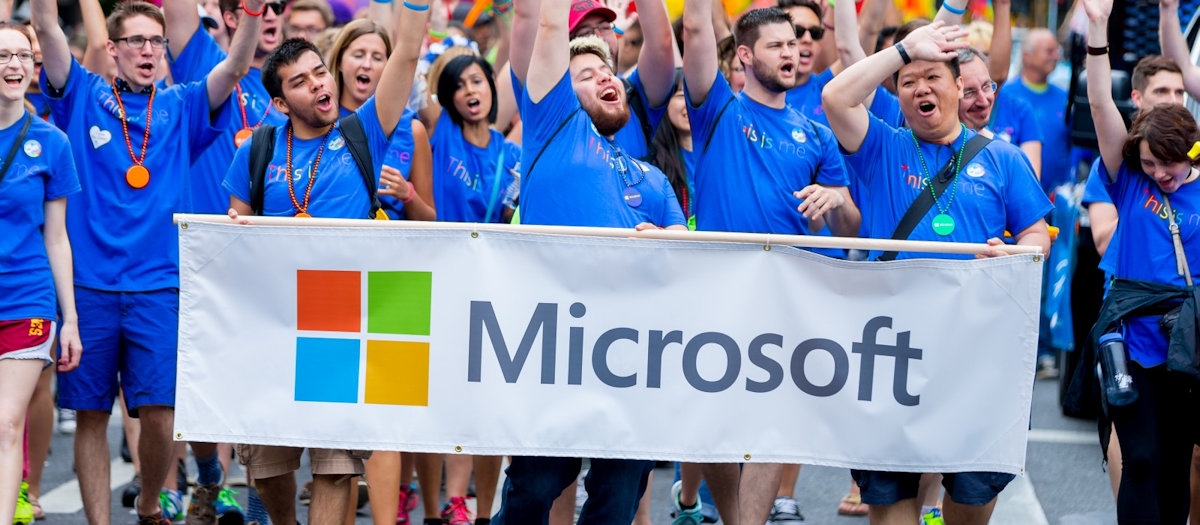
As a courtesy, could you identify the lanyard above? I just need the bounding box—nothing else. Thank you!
[0,113,32,189]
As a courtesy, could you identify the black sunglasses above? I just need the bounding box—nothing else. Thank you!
[264,1,287,15]
[794,25,825,40]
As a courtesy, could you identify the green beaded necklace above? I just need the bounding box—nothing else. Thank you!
[910,124,967,236]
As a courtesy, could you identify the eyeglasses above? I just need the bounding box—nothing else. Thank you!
[265,1,287,15]
[113,35,169,49]
[573,22,614,38]
[794,25,825,40]
[962,81,997,100]
[286,25,323,37]
[0,51,35,64]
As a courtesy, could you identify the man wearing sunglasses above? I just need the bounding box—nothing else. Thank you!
[31,0,264,524]
[164,0,287,215]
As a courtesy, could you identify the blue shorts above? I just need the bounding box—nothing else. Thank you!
[58,287,179,416]
[850,470,1016,506]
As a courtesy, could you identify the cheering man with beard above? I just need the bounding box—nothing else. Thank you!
[674,4,860,525]
[822,20,1050,525]
[489,0,685,522]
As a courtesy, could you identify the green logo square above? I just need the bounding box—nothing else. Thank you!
[367,271,432,335]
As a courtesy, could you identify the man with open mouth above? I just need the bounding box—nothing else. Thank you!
[30,0,264,523]
[490,0,686,523]
[822,11,1052,525]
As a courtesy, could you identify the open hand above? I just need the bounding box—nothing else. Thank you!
[900,21,969,63]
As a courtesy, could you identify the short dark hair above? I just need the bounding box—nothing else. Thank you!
[734,7,794,50]
[875,26,898,53]
[437,54,499,128]
[776,0,822,20]
[107,1,165,40]
[1132,55,1182,94]
[1124,103,1200,167]
[262,38,323,100]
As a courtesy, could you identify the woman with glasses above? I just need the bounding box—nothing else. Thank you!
[0,21,82,525]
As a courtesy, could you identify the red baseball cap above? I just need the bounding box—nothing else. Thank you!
[569,0,618,35]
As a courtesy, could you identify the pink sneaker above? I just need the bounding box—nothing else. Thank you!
[395,485,416,523]
[440,496,473,525]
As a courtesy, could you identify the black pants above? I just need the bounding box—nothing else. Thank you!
[1111,363,1200,524]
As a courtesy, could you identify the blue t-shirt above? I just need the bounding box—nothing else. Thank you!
[170,25,287,214]
[613,70,667,159]
[687,72,850,258]
[1101,162,1200,366]
[0,113,80,321]
[430,112,520,223]
[341,106,418,219]
[785,70,834,126]
[223,98,393,219]
[844,116,1053,260]
[517,72,685,228]
[997,80,1071,192]
[27,92,53,123]
[989,94,1042,148]
[41,59,230,291]
[1082,159,1117,275]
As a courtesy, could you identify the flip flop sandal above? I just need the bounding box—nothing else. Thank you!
[837,493,869,516]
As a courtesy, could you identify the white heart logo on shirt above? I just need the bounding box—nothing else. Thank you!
[89,126,111,149]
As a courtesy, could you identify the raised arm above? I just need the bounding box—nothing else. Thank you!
[1081,0,1125,179]
[711,0,731,43]
[833,0,867,68]
[681,0,719,105]
[369,0,397,42]
[29,0,70,89]
[523,0,569,102]
[509,0,542,84]
[163,0,201,59]
[857,0,889,56]
[989,0,1012,85]
[375,0,431,136]
[823,22,965,152]
[636,0,676,107]
[79,0,113,77]
[933,0,967,26]
[205,0,265,109]
[492,1,513,72]
[1158,0,1200,98]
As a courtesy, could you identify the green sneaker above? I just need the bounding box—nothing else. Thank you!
[215,488,245,525]
[14,481,34,525]
[921,508,946,525]
[160,488,185,521]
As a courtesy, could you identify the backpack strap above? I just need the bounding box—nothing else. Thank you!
[525,107,582,183]
[339,113,382,219]
[701,96,736,154]
[877,134,993,261]
[248,124,277,216]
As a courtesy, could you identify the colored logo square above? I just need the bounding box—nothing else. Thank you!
[367,271,432,336]
[364,340,430,406]
[295,337,360,403]
[297,270,361,333]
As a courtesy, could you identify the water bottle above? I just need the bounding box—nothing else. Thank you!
[1098,332,1137,407]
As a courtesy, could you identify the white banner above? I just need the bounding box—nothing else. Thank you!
[176,219,1042,474]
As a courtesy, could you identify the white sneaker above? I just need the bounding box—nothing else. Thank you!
[766,496,805,525]
[57,408,76,434]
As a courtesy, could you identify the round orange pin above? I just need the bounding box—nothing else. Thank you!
[126,165,150,189]
[234,128,253,147]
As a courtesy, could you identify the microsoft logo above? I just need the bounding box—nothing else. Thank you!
[294,270,432,406]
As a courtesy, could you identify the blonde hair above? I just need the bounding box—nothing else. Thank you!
[569,35,612,70]
[965,20,993,51]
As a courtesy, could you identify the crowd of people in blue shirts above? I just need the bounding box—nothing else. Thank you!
[1,0,1198,523]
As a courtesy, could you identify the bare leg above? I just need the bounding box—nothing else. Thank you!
[548,480,575,525]
[365,451,400,525]
[0,360,42,525]
[444,454,473,497]
[1190,445,1200,525]
[777,464,800,497]
[344,478,357,525]
[1107,427,1122,502]
[698,463,740,525]
[415,453,444,519]
[941,497,998,525]
[311,474,352,525]
[255,473,298,525]
[121,392,142,476]
[739,463,782,525]
[677,463,704,508]
[76,409,114,525]
[135,406,176,517]
[25,367,54,503]
[916,473,942,511]
[868,499,921,525]
[473,455,503,520]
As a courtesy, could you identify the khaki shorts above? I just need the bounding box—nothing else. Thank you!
[235,445,369,480]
